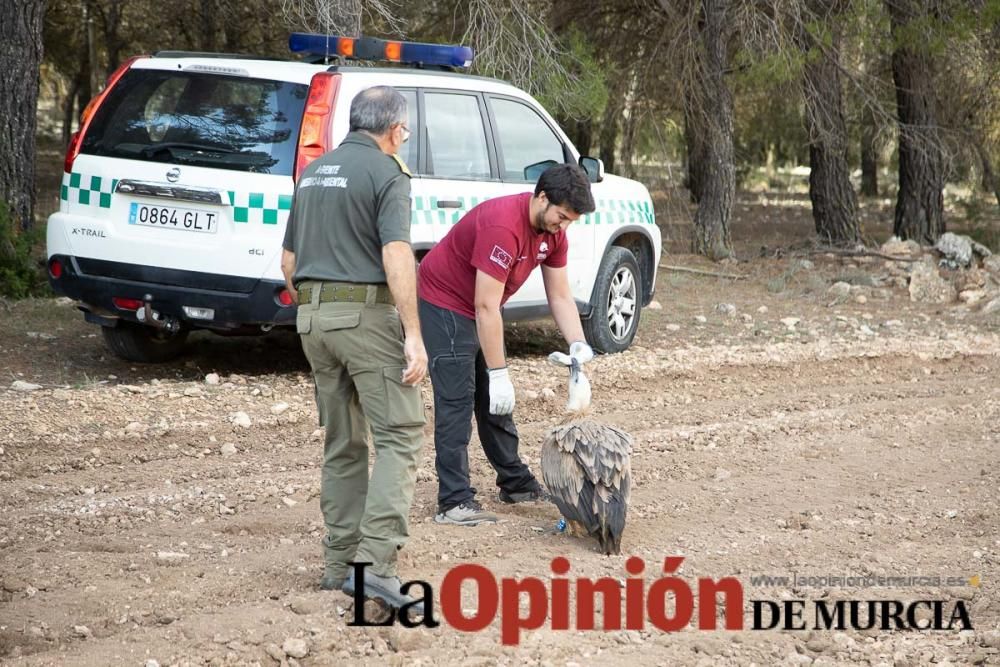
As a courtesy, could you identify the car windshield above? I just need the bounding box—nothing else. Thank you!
[81,69,308,176]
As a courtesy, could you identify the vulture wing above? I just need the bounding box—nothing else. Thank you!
[541,420,632,554]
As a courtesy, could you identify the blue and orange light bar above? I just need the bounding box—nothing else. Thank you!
[289,33,474,68]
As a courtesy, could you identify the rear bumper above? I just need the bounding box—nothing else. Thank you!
[48,255,295,329]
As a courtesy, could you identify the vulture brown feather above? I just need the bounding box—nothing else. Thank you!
[541,419,632,555]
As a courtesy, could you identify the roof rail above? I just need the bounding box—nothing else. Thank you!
[152,50,291,62]
[322,64,506,84]
[307,56,453,72]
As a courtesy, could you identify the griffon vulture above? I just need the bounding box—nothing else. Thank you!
[541,357,632,555]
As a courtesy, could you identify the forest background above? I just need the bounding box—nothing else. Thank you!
[2,0,1000,297]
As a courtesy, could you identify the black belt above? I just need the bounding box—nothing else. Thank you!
[298,283,393,305]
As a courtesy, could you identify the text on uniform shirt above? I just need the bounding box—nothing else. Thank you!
[299,164,348,190]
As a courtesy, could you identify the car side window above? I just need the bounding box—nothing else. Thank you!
[423,92,491,180]
[489,97,564,182]
[398,89,417,173]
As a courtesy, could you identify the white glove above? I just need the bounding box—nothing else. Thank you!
[547,341,594,367]
[488,367,515,415]
[570,341,594,364]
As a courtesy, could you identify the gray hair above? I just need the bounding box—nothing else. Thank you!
[349,86,407,136]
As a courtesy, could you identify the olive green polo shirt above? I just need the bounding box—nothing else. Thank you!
[282,131,411,285]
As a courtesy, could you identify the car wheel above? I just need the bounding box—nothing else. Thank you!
[101,322,189,363]
[583,246,642,354]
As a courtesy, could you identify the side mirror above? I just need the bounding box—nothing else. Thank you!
[524,159,559,182]
[579,156,604,183]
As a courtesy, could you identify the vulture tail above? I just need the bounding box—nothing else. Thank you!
[596,525,623,555]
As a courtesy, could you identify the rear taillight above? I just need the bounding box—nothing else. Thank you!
[294,72,341,181]
[48,258,63,279]
[112,297,143,310]
[276,288,294,307]
[63,132,82,174]
[64,55,147,175]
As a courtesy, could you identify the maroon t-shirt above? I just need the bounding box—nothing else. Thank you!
[418,192,568,319]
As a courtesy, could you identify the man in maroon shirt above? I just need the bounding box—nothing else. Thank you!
[418,164,597,526]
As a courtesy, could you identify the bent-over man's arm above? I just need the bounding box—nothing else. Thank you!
[469,226,518,370]
[474,270,507,369]
[474,271,507,368]
[542,264,585,345]
[475,270,515,414]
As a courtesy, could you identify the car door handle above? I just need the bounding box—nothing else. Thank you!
[436,200,462,209]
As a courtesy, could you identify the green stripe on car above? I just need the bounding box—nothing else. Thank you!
[60,172,118,209]
[61,174,654,227]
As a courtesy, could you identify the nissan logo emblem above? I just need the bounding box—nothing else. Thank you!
[166,168,181,183]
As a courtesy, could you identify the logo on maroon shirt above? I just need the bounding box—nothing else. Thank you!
[490,245,513,270]
[537,241,549,261]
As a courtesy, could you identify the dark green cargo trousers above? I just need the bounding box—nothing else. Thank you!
[296,281,426,580]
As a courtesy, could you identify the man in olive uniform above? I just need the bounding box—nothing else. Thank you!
[280,86,426,609]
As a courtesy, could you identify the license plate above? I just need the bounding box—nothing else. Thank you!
[128,203,218,233]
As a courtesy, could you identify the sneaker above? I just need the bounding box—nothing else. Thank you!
[499,485,551,504]
[342,569,419,610]
[434,500,498,526]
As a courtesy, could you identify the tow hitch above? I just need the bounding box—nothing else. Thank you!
[135,294,181,333]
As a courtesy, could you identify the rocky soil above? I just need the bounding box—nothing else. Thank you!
[2,242,999,666]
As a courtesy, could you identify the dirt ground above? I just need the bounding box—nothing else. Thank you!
[3,193,1000,666]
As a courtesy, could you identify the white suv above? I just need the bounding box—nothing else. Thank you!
[46,34,661,362]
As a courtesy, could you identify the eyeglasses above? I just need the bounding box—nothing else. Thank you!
[399,124,411,143]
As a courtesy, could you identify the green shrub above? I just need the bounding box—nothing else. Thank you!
[0,201,49,299]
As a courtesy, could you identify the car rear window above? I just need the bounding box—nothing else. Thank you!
[81,69,308,176]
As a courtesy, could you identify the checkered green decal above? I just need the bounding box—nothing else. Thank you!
[227,191,293,225]
[409,195,654,226]
[60,173,118,209]
[410,195,488,225]
[582,198,656,226]
[59,175,654,228]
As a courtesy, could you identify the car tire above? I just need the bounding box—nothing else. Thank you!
[583,246,642,354]
[101,322,189,363]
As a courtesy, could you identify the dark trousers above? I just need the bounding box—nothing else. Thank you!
[419,298,537,511]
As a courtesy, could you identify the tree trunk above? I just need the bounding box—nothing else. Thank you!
[598,77,627,174]
[800,0,860,246]
[200,0,218,51]
[0,0,45,230]
[887,0,946,244]
[62,72,82,146]
[975,143,1000,212]
[683,94,706,203]
[72,57,94,139]
[860,103,879,196]
[98,0,126,74]
[618,95,640,180]
[85,1,100,97]
[562,117,593,158]
[691,0,734,260]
